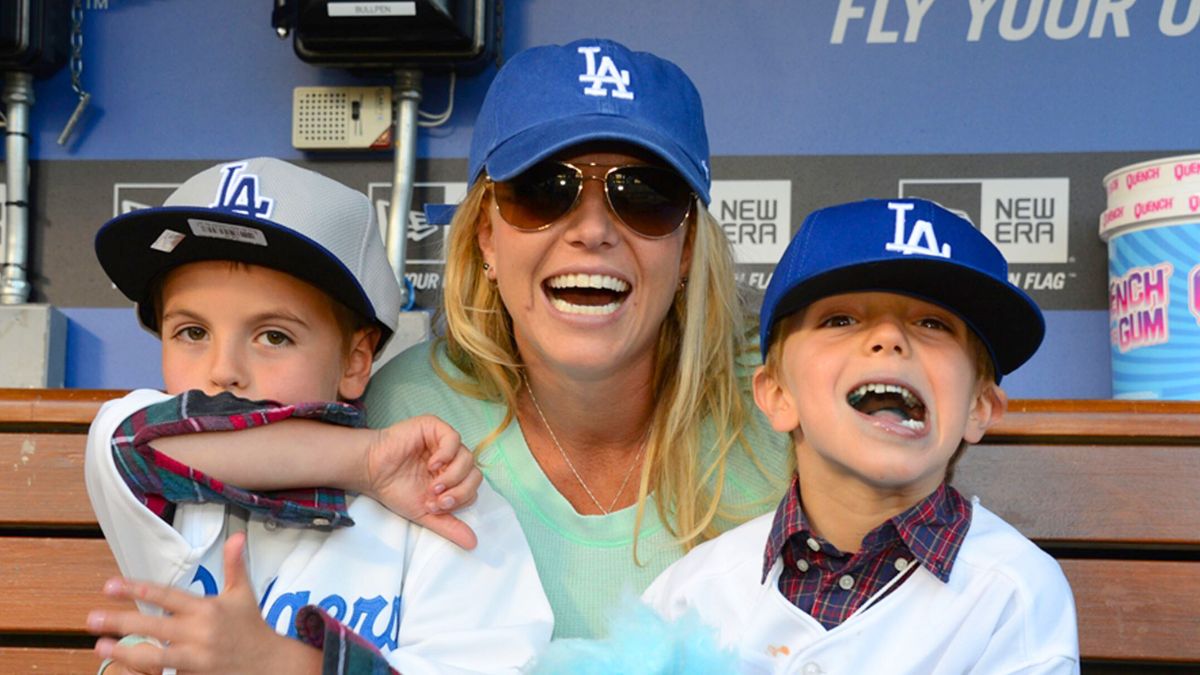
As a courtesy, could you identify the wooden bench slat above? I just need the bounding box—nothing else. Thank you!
[0,539,133,634]
[954,444,1200,545]
[1063,559,1200,662]
[0,389,123,427]
[991,399,1200,440]
[0,647,105,673]
[21,393,1200,437]
[0,433,97,528]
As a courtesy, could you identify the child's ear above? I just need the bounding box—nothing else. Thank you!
[753,365,801,434]
[338,327,380,400]
[963,381,1007,444]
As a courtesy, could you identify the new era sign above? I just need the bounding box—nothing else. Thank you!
[899,178,1070,264]
[710,180,792,265]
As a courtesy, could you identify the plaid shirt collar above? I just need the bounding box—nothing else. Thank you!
[762,474,972,584]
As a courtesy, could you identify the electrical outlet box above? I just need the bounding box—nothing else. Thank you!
[289,0,495,71]
[0,0,69,76]
[292,85,393,150]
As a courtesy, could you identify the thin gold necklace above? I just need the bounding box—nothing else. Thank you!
[525,380,647,515]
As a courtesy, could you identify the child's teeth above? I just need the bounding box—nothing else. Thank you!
[899,419,926,431]
[850,383,919,406]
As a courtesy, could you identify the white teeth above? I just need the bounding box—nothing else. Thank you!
[546,273,629,316]
[849,383,921,408]
[547,273,629,292]
[899,419,926,431]
[550,297,621,316]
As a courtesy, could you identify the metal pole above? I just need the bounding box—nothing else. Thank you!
[386,69,422,309]
[2,71,34,305]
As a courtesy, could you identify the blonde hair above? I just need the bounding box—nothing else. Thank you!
[434,180,772,555]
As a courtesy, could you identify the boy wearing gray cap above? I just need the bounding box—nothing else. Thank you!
[645,199,1078,673]
[84,158,551,673]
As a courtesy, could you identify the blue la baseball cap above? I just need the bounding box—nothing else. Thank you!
[758,199,1044,380]
[468,38,711,204]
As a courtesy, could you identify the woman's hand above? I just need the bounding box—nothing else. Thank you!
[88,533,321,675]
[363,415,483,550]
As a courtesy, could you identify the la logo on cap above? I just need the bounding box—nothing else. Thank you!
[578,46,633,100]
[884,201,950,259]
[211,162,274,219]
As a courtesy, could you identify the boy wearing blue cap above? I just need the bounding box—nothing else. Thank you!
[645,199,1079,673]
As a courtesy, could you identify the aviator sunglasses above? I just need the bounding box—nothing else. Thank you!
[489,160,696,239]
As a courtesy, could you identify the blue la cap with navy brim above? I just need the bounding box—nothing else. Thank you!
[468,38,711,204]
[759,198,1045,380]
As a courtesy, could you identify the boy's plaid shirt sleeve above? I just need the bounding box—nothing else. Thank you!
[109,389,358,528]
[297,606,401,675]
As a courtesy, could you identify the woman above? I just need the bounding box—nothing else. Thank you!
[366,38,791,638]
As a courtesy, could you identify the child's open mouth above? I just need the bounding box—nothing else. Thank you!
[847,383,927,432]
[545,274,630,316]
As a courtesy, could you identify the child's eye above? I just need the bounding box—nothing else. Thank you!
[916,317,952,331]
[174,326,208,342]
[257,330,293,347]
[819,314,856,328]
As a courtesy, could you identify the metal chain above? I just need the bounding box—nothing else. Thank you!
[69,0,85,97]
[57,0,92,146]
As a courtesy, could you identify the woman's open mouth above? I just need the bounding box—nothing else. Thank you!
[544,274,631,316]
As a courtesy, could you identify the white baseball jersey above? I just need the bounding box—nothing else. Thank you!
[644,501,1079,675]
[85,389,553,674]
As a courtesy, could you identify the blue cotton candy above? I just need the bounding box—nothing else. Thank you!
[530,596,738,674]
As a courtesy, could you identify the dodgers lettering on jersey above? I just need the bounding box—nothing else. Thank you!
[577,46,634,100]
[211,162,275,218]
[885,201,951,258]
[190,565,403,651]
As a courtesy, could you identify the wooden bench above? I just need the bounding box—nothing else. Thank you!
[955,399,1200,674]
[2,390,1198,672]
[0,389,132,673]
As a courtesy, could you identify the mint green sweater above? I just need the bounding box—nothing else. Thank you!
[365,342,791,639]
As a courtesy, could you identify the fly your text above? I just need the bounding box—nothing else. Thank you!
[831,0,1200,43]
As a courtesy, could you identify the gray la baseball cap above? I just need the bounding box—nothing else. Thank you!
[95,158,401,351]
